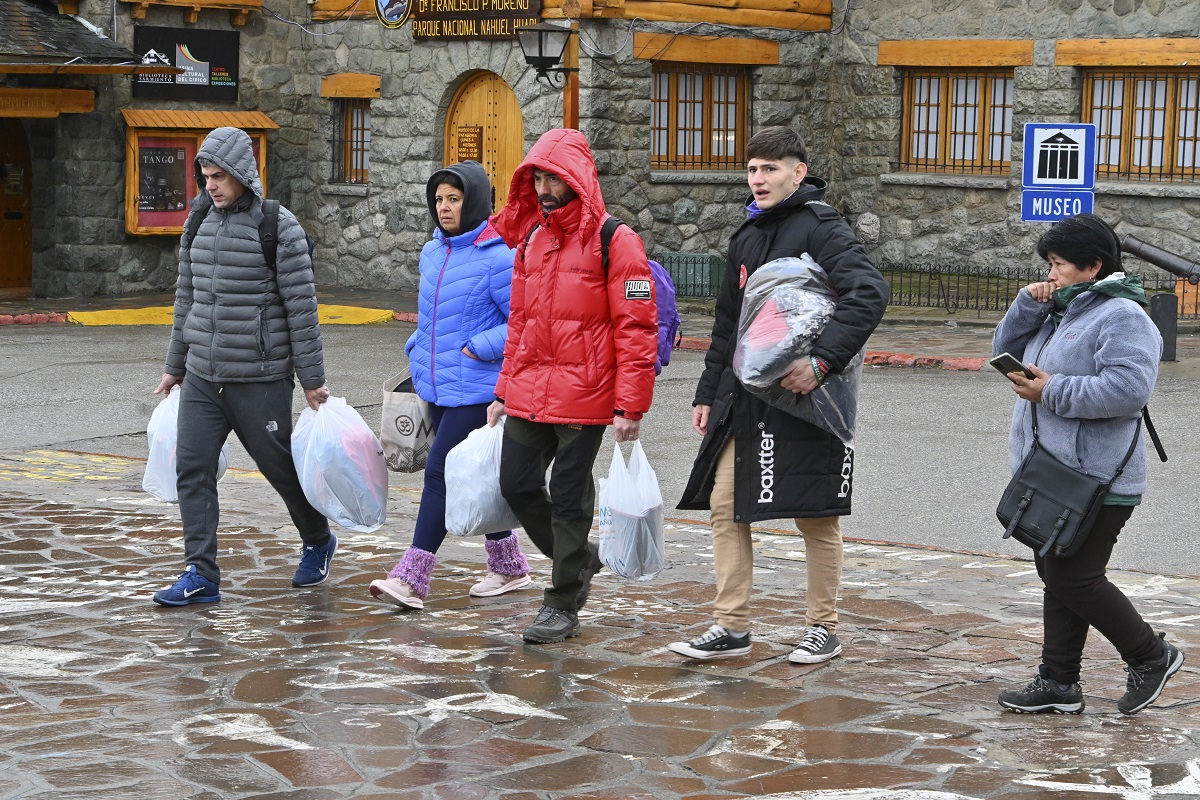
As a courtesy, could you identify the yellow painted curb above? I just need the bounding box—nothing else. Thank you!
[67,307,173,326]
[66,305,395,326]
[318,305,394,325]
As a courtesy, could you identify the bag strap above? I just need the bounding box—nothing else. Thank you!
[259,198,281,273]
[600,216,623,274]
[1142,406,1168,462]
[1030,401,1143,482]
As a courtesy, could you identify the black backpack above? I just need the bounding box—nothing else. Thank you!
[181,198,312,272]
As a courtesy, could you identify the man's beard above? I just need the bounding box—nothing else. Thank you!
[539,194,566,211]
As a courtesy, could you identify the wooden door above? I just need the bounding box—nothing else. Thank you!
[0,120,33,289]
[443,71,523,211]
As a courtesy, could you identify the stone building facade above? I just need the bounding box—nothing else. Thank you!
[5,0,1200,297]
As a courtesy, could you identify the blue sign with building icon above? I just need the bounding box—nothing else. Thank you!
[1021,123,1097,222]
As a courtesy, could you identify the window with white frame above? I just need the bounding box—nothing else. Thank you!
[1084,69,1200,181]
[332,98,371,184]
[651,63,749,170]
[900,68,1014,174]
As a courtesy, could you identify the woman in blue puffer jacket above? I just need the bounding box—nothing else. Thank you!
[369,161,530,610]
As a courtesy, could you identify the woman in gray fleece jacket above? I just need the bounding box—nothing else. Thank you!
[992,214,1184,717]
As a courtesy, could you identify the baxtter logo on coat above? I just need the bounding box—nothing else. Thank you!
[625,279,652,300]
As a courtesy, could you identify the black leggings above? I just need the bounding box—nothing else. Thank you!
[1037,504,1163,684]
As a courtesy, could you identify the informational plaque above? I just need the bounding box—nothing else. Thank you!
[457,126,483,161]
[411,0,541,40]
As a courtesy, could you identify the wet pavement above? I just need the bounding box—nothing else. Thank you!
[1,449,1199,800]
[3,287,1200,798]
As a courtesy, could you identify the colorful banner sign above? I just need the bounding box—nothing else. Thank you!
[132,27,239,102]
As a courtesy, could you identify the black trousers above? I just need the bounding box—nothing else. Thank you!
[498,416,605,612]
[176,373,331,583]
[1037,504,1162,684]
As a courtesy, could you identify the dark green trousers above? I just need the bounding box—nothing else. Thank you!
[498,416,605,611]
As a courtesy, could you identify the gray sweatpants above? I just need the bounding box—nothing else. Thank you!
[176,373,330,583]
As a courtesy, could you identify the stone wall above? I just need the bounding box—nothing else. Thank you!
[19,0,1200,296]
[837,0,1200,272]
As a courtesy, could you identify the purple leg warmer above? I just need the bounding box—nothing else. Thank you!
[388,547,438,598]
[484,533,529,577]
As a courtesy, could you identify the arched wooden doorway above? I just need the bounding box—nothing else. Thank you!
[0,119,33,289]
[443,71,523,210]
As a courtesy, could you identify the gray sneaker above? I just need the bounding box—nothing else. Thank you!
[522,605,581,644]
[788,625,842,664]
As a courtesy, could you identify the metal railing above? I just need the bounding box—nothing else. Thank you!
[659,252,726,298]
[879,261,1197,318]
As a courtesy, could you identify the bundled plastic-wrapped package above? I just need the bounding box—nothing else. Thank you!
[292,397,388,533]
[732,254,863,446]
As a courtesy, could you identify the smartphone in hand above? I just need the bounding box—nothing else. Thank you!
[989,352,1035,380]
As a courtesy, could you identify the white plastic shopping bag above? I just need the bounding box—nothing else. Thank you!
[444,419,521,537]
[292,396,388,533]
[598,440,665,580]
[143,388,228,502]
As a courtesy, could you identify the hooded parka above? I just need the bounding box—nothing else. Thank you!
[490,129,657,425]
[677,177,889,522]
[165,127,324,389]
[405,161,514,407]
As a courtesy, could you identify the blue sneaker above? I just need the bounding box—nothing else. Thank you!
[153,565,220,607]
[293,533,338,587]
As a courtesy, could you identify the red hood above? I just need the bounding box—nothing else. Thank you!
[491,128,606,250]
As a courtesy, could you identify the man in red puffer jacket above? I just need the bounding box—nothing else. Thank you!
[486,128,658,644]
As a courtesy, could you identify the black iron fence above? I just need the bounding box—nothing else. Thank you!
[659,252,726,298]
[879,261,1199,318]
[651,255,1200,320]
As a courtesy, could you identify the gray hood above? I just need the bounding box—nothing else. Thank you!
[193,126,263,201]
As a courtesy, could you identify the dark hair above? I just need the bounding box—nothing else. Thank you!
[746,126,808,164]
[428,170,464,192]
[1035,213,1122,279]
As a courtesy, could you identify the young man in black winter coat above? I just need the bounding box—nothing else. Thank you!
[672,126,888,664]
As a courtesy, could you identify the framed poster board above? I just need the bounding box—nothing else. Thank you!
[122,110,273,235]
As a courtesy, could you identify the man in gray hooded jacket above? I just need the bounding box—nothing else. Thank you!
[151,126,335,607]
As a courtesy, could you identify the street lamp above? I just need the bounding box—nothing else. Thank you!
[515,23,578,88]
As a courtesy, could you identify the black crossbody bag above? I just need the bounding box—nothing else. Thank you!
[997,402,1163,559]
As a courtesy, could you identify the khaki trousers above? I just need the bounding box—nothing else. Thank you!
[710,440,843,633]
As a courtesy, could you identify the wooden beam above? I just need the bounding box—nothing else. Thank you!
[639,0,822,10]
[0,64,181,75]
[118,0,263,23]
[619,0,829,29]
[0,88,94,117]
[633,32,778,64]
[877,39,1034,67]
[311,0,375,20]
[54,1,80,13]
[320,73,382,98]
[1056,38,1200,67]
[563,22,579,130]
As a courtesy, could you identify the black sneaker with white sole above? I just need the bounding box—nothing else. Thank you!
[998,672,1085,714]
[788,625,842,664]
[1119,633,1185,715]
[667,625,751,660]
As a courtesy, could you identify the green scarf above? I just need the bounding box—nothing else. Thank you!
[1050,273,1147,325]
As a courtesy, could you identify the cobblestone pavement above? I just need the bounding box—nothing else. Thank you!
[2,452,1198,800]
